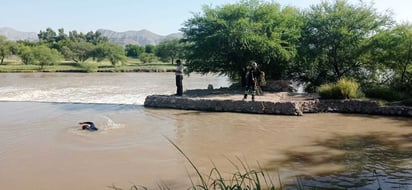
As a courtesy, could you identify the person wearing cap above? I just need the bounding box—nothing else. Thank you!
[175,59,184,96]
[243,61,261,101]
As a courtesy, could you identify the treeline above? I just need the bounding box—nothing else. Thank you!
[0,28,184,69]
[180,0,412,101]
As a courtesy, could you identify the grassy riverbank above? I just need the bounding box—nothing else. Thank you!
[0,58,176,73]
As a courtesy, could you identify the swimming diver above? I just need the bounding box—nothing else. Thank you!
[79,121,98,131]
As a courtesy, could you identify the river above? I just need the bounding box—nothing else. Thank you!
[0,72,411,190]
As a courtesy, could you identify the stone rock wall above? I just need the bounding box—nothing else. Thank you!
[144,95,412,117]
[144,95,300,115]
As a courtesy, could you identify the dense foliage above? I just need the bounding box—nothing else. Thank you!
[0,35,17,64]
[295,0,391,91]
[181,0,302,82]
[180,0,411,100]
[366,24,412,94]
[155,39,184,64]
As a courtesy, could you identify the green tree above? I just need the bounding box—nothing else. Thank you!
[38,28,73,50]
[155,39,183,63]
[17,45,36,65]
[32,45,63,69]
[94,43,127,66]
[139,52,156,63]
[181,0,303,82]
[61,41,95,63]
[68,30,86,42]
[49,28,70,50]
[144,44,155,54]
[56,28,68,42]
[85,31,108,45]
[0,35,17,64]
[125,44,145,58]
[368,23,412,93]
[295,0,391,91]
[38,28,57,44]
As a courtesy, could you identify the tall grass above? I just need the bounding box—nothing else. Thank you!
[107,137,395,190]
[163,136,284,190]
[318,77,363,99]
[108,136,288,190]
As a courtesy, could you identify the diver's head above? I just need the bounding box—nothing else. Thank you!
[82,125,88,130]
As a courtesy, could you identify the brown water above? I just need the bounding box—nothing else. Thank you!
[0,73,411,189]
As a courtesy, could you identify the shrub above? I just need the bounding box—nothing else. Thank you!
[319,78,363,99]
[80,62,98,72]
[363,86,404,101]
[318,83,343,99]
[336,78,361,98]
[400,98,412,106]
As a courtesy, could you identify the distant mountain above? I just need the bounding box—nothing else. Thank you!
[0,27,182,46]
[0,27,38,41]
[97,29,183,46]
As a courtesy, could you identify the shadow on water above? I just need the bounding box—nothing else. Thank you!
[264,131,412,189]
[354,114,412,128]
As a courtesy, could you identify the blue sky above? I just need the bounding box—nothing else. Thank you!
[1,0,411,35]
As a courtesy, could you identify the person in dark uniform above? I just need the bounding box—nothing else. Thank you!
[243,61,261,101]
[79,121,98,131]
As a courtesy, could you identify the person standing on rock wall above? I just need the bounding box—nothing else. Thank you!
[243,61,262,101]
[175,59,184,96]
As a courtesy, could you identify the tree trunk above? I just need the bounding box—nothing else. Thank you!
[240,67,247,87]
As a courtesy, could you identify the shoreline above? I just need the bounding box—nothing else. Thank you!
[144,89,412,117]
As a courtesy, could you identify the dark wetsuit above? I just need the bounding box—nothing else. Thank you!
[82,122,98,131]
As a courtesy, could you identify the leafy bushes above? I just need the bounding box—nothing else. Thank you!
[318,83,343,99]
[318,78,363,99]
[399,98,412,106]
[318,79,412,105]
[363,86,404,101]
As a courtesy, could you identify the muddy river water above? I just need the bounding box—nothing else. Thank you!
[0,73,411,189]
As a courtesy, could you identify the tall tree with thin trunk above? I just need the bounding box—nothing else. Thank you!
[0,35,16,64]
